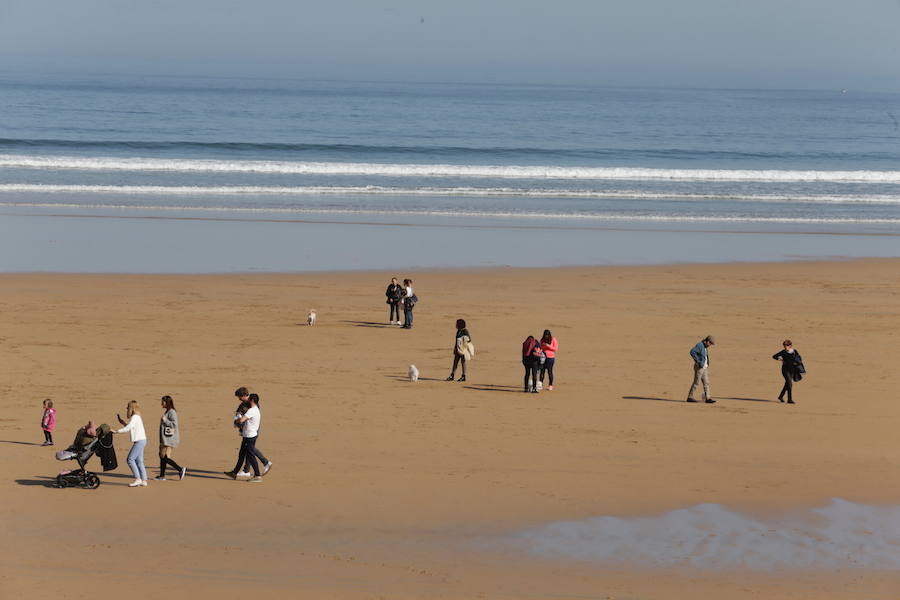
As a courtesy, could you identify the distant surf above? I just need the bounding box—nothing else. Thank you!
[4,154,900,183]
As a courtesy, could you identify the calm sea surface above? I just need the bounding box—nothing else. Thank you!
[2,73,899,271]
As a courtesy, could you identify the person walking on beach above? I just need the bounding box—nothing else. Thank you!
[386,277,403,325]
[228,393,263,482]
[155,395,186,481]
[539,330,558,391]
[773,339,805,404]
[446,319,473,382]
[401,278,416,329]
[687,336,716,404]
[40,399,56,446]
[522,335,545,393]
[113,400,148,487]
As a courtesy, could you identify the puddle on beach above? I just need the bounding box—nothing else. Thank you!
[516,499,900,570]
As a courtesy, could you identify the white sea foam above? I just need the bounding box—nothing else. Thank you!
[518,499,900,570]
[2,183,900,205]
[2,200,899,226]
[3,154,900,183]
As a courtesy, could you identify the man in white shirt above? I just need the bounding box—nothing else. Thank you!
[227,394,262,482]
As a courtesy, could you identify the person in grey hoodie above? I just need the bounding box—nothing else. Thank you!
[155,395,186,480]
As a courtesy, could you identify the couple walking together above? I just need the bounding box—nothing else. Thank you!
[224,387,273,482]
[385,277,417,329]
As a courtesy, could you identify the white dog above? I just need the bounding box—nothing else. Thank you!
[408,364,419,382]
[307,309,317,326]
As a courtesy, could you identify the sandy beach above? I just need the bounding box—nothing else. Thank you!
[3,259,900,598]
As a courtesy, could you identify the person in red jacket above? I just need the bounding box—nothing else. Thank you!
[539,330,558,391]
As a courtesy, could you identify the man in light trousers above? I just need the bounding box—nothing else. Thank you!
[687,335,716,404]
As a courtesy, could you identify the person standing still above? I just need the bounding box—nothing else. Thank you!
[386,277,403,325]
[539,330,558,390]
[401,278,416,329]
[687,336,716,404]
[40,399,56,446]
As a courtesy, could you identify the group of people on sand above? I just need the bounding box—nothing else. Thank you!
[686,336,806,404]
[47,386,274,488]
[385,277,417,329]
[522,331,558,393]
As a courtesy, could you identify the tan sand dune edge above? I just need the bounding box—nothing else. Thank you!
[2,259,900,599]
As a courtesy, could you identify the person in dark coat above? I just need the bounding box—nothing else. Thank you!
[385,277,403,325]
[772,339,805,404]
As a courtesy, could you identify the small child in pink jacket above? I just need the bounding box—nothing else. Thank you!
[41,399,56,446]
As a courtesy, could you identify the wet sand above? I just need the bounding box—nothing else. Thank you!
[2,260,900,598]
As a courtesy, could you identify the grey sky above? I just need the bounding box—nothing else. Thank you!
[1,0,899,90]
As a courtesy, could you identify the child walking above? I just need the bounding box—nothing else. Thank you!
[41,399,56,446]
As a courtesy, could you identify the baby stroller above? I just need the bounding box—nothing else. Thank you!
[54,423,117,489]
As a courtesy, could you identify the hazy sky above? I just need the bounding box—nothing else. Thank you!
[1,0,899,90]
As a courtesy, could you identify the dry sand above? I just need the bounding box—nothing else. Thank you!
[2,260,900,598]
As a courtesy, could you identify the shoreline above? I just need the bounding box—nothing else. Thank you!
[3,254,899,277]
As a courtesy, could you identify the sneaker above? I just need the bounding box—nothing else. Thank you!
[263,462,272,476]
[236,471,252,480]
[531,389,539,393]
[248,476,263,483]
[128,480,143,487]
[547,385,554,391]
[787,399,795,404]
[141,480,148,486]
[458,376,466,382]
[179,467,187,481]
[153,475,167,481]
[224,471,237,480]
[705,399,716,404]
[446,375,454,381]
[41,441,50,446]
[686,398,698,403]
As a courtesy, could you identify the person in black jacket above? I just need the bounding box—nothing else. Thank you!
[385,277,403,325]
[772,339,805,404]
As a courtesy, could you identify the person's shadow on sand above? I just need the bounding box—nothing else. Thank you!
[0,440,44,446]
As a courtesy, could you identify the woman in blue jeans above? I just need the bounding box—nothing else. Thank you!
[113,400,148,487]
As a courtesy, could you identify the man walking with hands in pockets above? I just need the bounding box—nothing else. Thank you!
[687,335,716,404]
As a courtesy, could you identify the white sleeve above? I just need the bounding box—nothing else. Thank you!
[116,415,136,434]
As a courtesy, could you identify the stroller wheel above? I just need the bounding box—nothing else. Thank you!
[56,476,68,488]
[84,474,101,489]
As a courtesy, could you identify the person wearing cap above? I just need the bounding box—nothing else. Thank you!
[687,335,716,404]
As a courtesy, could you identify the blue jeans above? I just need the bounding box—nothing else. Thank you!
[404,307,413,327]
[127,439,148,481]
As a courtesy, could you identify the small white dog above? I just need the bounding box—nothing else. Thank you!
[307,309,317,326]
[408,364,419,382]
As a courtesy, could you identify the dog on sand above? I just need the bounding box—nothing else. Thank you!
[408,364,419,382]
[307,309,317,326]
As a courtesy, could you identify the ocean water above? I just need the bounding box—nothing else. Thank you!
[2,73,899,271]
[516,499,900,570]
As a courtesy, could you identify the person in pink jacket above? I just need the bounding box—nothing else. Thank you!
[539,330,559,391]
[41,399,56,446]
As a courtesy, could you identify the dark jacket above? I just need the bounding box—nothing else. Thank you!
[773,349,805,381]
[386,283,402,304]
